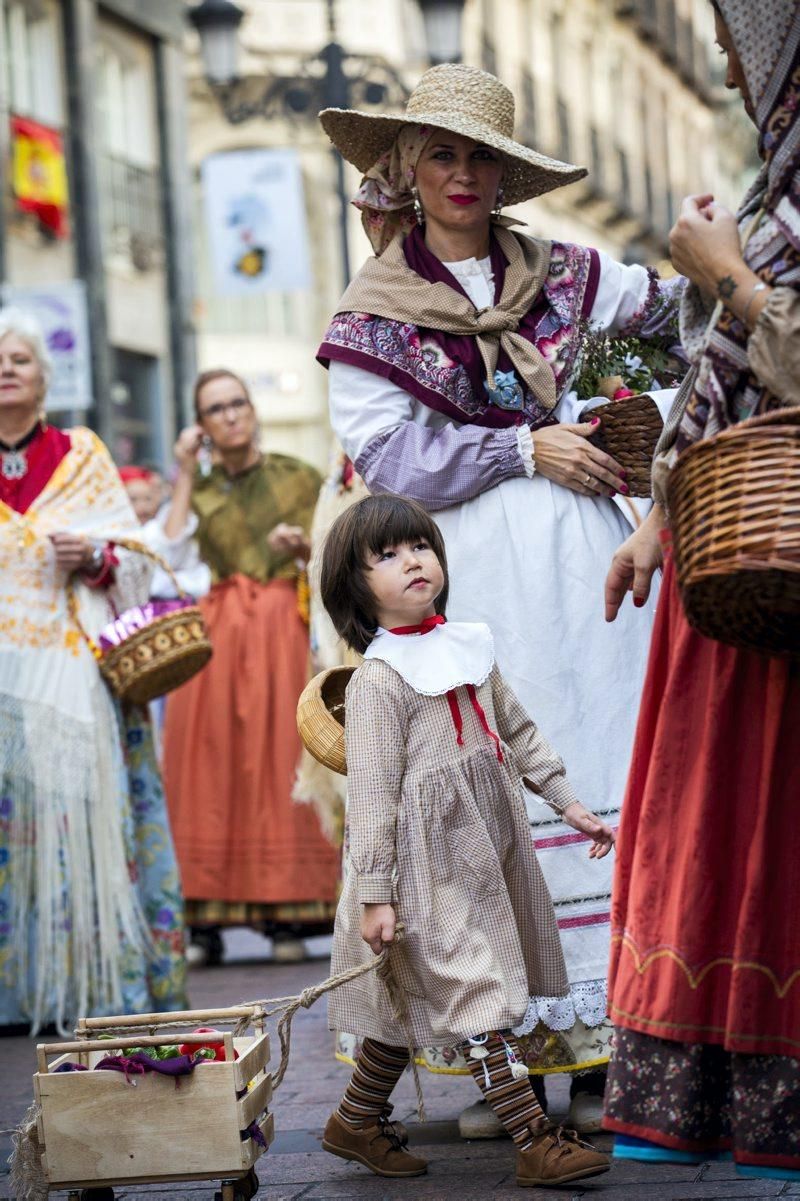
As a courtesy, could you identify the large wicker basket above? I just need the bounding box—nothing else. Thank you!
[668,407,800,658]
[68,537,212,705]
[581,393,664,497]
[296,666,355,775]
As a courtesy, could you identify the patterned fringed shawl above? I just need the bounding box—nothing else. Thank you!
[675,0,800,452]
[0,428,153,1032]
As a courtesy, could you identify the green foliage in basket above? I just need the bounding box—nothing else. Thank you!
[572,318,684,400]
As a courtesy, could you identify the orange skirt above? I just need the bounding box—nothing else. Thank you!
[162,575,340,908]
[608,554,800,1057]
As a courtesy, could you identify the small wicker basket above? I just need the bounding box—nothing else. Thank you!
[296,666,355,775]
[581,393,665,497]
[98,606,212,704]
[68,537,212,705]
[668,407,800,658]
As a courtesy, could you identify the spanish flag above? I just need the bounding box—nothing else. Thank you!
[11,115,69,237]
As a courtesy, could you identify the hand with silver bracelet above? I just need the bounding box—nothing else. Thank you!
[49,531,102,574]
[669,194,772,330]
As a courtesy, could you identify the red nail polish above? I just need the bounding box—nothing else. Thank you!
[633,596,645,608]
[620,483,630,495]
[619,470,628,479]
[610,490,617,497]
[591,417,600,426]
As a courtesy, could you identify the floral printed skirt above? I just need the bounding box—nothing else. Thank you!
[0,706,187,1028]
[336,1019,611,1078]
[604,1028,800,1178]
[119,708,187,1014]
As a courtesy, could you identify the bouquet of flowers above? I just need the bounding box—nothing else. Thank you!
[572,320,684,401]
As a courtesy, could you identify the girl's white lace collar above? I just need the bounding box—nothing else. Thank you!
[364,621,495,696]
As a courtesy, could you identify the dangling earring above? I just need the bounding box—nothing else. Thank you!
[412,186,424,226]
[198,434,214,478]
[493,185,506,218]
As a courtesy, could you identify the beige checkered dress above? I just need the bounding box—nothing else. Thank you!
[328,659,576,1048]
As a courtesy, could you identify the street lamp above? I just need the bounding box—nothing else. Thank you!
[418,0,467,65]
[188,0,466,285]
[188,0,244,87]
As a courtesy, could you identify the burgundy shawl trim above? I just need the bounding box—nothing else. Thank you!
[318,236,600,429]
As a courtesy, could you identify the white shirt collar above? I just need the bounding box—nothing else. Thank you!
[364,621,495,695]
[442,256,495,311]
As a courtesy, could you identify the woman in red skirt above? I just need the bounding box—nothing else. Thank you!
[161,370,340,963]
[602,0,800,1181]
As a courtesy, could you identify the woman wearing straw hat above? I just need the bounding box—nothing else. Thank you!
[317,62,683,1136]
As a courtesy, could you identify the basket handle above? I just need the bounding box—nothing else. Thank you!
[104,535,189,601]
[65,535,191,662]
[36,1031,235,1074]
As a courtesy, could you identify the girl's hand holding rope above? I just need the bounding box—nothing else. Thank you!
[360,903,397,955]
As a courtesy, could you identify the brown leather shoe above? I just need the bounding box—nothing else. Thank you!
[516,1124,610,1187]
[322,1110,428,1178]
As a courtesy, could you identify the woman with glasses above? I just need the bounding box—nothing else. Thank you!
[161,368,340,964]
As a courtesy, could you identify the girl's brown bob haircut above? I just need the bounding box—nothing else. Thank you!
[320,495,448,654]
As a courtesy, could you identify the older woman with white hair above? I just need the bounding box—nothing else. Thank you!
[0,308,186,1033]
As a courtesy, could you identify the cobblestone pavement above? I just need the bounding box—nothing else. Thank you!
[2,932,798,1201]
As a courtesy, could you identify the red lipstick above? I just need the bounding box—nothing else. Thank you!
[448,194,479,206]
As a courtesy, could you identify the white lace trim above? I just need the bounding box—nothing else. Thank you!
[365,622,495,696]
[513,978,608,1035]
[516,425,535,478]
[442,255,495,310]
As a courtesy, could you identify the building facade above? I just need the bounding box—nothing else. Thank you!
[187,0,756,470]
[0,0,196,467]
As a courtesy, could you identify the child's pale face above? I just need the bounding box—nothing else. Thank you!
[365,538,444,630]
[125,478,159,523]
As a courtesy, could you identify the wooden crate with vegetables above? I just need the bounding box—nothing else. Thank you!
[12,886,417,1199]
[29,1006,271,1201]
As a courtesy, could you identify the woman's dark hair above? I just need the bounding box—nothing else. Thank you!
[193,368,251,419]
[320,494,449,654]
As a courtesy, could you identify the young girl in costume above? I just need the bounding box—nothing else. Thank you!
[319,494,614,1189]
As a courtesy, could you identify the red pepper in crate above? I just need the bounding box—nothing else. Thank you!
[178,1026,239,1062]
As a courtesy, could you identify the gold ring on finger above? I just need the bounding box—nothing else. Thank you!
[583,473,592,486]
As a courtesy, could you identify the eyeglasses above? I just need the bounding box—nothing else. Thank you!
[198,397,252,421]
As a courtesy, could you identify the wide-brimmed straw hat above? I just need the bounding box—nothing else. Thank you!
[319,63,586,206]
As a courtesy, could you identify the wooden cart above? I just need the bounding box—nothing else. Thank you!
[33,1006,273,1201]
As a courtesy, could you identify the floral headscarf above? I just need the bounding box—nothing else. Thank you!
[352,124,432,255]
[675,0,800,451]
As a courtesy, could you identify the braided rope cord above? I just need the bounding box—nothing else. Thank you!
[69,926,426,1117]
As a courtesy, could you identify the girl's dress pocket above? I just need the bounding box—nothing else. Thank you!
[446,824,505,900]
